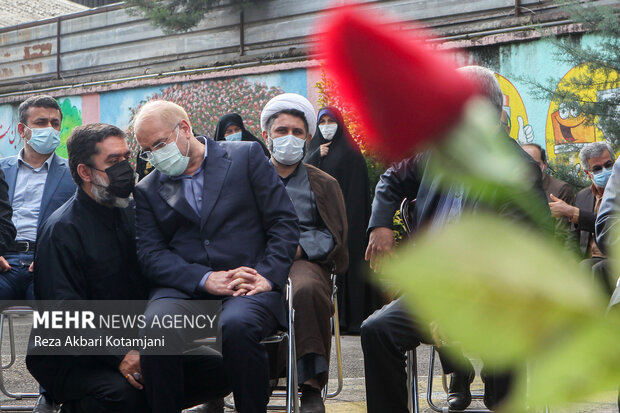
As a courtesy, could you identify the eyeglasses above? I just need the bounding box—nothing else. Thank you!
[138,123,180,162]
[590,160,614,174]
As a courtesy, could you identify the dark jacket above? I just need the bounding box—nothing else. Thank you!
[134,139,300,325]
[570,187,597,257]
[542,172,575,204]
[369,137,550,233]
[0,153,76,237]
[306,164,348,274]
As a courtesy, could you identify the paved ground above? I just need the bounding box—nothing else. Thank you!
[0,315,617,412]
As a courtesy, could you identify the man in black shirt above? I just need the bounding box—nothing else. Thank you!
[26,123,229,412]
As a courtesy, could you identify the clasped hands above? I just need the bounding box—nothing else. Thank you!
[204,266,272,297]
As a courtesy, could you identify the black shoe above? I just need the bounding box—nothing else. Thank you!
[482,371,512,410]
[447,367,475,410]
[186,398,224,413]
[300,384,325,413]
[33,395,57,413]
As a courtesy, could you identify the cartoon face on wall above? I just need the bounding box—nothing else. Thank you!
[550,101,594,144]
[546,63,619,160]
[495,73,533,143]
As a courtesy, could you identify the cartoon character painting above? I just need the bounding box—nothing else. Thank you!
[495,73,533,144]
[546,63,619,159]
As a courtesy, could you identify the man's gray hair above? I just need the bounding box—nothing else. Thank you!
[579,141,615,170]
[457,65,503,114]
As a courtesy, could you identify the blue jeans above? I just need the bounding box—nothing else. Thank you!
[0,252,35,301]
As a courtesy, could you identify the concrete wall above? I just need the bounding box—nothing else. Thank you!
[0,0,548,92]
[0,1,618,171]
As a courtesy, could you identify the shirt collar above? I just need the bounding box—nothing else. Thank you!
[590,182,605,199]
[17,149,54,171]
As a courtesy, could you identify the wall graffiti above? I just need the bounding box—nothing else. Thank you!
[126,77,285,140]
[0,51,616,173]
[57,97,83,159]
[0,103,18,158]
[0,69,306,159]
[545,63,620,163]
[495,73,533,144]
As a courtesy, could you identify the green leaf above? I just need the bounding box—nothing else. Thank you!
[378,213,620,409]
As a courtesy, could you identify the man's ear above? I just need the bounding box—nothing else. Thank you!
[585,170,593,182]
[17,123,28,140]
[262,130,268,141]
[77,163,93,183]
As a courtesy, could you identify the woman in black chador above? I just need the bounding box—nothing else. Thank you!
[305,106,381,332]
[213,113,269,156]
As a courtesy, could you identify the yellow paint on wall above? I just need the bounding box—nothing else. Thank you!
[545,63,620,163]
[495,73,530,143]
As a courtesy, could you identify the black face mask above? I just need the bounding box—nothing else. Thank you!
[92,160,135,198]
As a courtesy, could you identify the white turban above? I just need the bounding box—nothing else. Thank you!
[260,93,317,136]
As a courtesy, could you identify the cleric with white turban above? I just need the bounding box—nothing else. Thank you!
[260,93,317,136]
[260,92,348,413]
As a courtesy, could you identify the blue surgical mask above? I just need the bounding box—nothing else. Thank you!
[25,126,60,154]
[271,135,306,165]
[593,168,612,188]
[150,126,190,177]
[225,132,242,142]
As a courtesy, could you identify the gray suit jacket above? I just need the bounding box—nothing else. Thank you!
[0,153,76,236]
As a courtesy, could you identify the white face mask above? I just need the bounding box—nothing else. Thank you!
[150,125,190,177]
[225,131,242,142]
[319,124,338,141]
[271,135,306,165]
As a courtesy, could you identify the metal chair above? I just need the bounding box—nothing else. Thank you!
[213,279,299,413]
[0,306,38,412]
[322,273,343,400]
[269,272,344,410]
[400,198,492,412]
[400,199,548,413]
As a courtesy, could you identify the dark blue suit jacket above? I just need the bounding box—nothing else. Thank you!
[0,153,76,235]
[134,139,299,322]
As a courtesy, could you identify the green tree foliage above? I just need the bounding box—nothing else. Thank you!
[123,0,266,33]
[530,1,620,145]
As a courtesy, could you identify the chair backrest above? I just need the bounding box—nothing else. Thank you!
[399,198,417,235]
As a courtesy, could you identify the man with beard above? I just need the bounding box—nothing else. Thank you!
[27,123,230,412]
[261,93,348,413]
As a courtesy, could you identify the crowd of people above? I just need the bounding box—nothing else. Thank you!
[0,63,618,413]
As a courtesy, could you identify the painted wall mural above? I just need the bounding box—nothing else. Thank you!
[0,97,82,159]
[0,38,615,176]
[544,63,620,163]
[0,104,19,159]
[57,97,83,159]
[496,73,533,144]
[0,68,307,159]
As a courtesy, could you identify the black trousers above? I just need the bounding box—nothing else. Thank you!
[141,295,278,413]
[361,298,470,413]
[26,355,149,413]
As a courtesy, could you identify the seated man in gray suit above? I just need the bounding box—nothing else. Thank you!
[549,142,616,294]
